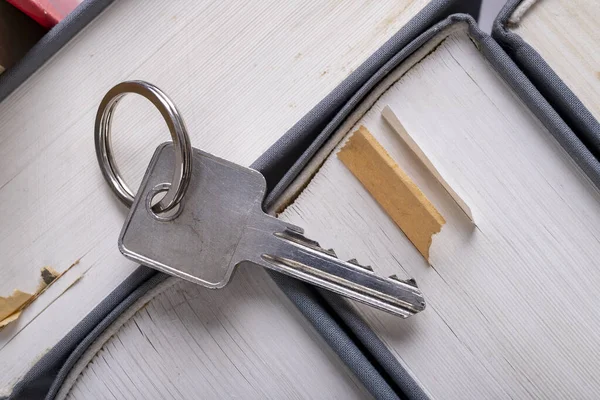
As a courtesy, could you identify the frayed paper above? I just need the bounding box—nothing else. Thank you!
[0,261,79,328]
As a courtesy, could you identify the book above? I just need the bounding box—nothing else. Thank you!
[276,25,600,399]
[59,20,600,399]
[506,0,600,124]
[62,270,372,399]
[0,0,432,395]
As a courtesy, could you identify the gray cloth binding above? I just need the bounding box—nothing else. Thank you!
[492,0,600,163]
[269,13,600,400]
[53,12,600,398]
[0,0,116,103]
[257,0,482,197]
[1,1,487,399]
[9,4,598,400]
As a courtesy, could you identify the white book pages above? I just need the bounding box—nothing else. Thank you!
[0,0,429,392]
[65,268,370,400]
[511,0,600,122]
[279,28,600,399]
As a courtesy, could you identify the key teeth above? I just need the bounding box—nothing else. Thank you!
[279,229,338,258]
[280,229,376,273]
[347,258,374,271]
[405,278,418,288]
[389,275,419,288]
[281,228,319,247]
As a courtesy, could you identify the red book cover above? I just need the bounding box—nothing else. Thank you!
[5,0,81,28]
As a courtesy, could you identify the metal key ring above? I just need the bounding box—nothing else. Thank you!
[95,81,193,213]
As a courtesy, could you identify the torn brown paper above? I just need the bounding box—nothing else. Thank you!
[338,126,445,261]
[0,290,32,322]
[0,262,78,328]
[0,311,22,328]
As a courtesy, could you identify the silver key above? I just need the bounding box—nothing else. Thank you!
[119,144,426,318]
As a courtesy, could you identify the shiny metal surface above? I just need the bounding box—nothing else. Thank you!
[119,144,426,318]
[95,81,192,213]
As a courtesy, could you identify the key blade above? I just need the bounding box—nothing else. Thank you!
[237,219,426,318]
[268,229,425,317]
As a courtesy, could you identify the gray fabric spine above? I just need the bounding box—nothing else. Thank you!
[267,274,405,400]
[269,12,600,400]
[492,0,600,161]
[0,0,116,103]
[5,267,161,399]
[258,0,481,200]
[2,1,479,399]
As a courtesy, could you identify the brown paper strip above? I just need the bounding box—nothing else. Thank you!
[0,290,32,322]
[0,262,78,328]
[0,311,22,328]
[337,126,445,261]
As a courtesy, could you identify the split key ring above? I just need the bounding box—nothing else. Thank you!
[94,81,193,213]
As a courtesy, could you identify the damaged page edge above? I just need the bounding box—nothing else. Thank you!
[0,260,80,328]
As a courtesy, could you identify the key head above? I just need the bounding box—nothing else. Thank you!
[119,143,267,288]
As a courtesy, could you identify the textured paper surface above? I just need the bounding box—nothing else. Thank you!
[0,0,431,389]
[337,126,445,261]
[512,0,600,121]
[280,32,600,399]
